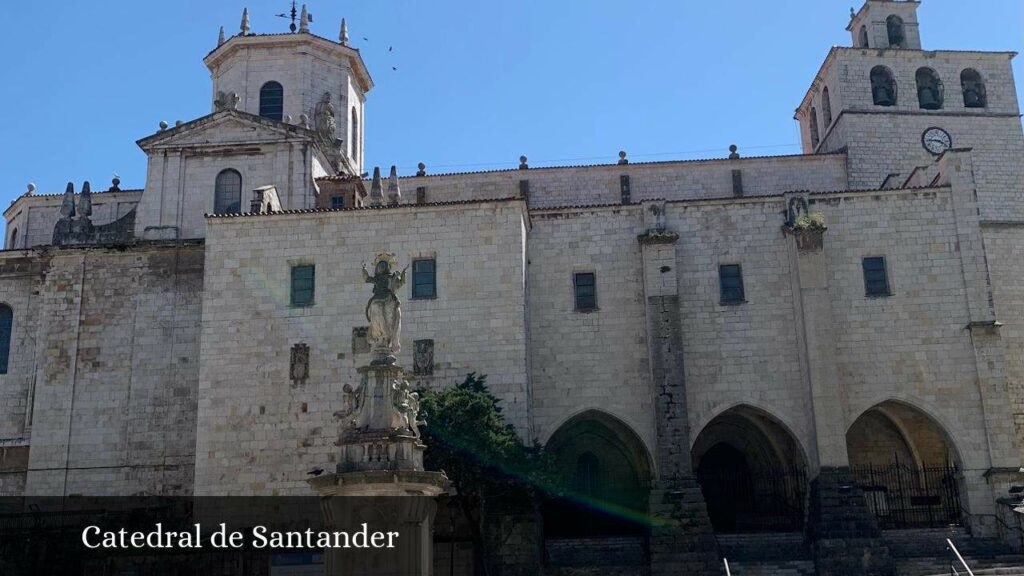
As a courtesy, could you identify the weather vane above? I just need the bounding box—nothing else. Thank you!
[276,1,312,33]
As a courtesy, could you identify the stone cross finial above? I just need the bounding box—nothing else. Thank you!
[299,5,309,33]
[387,166,402,205]
[60,182,76,219]
[241,7,250,35]
[369,167,384,206]
[340,18,349,45]
[218,26,226,46]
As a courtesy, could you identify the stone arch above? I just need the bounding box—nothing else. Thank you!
[809,107,821,149]
[871,66,897,106]
[542,409,653,538]
[821,86,833,128]
[691,404,808,533]
[847,399,962,468]
[859,25,870,48]
[916,67,945,110]
[846,399,965,528]
[259,81,284,121]
[886,15,906,48]
[351,107,360,164]
[961,68,987,108]
[8,227,17,249]
[214,169,242,215]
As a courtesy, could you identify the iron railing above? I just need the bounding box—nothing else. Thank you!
[851,462,962,529]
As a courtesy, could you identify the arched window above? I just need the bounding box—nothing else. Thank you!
[886,15,905,48]
[809,107,820,149]
[575,452,600,497]
[870,66,897,106]
[9,228,17,250]
[961,69,987,108]
[351,107,360,163]
[916,67,944,110]
[214,169,242,214]
[859,25,869,48]
[821,87,833,128]
[0,305,12,374]
[259,81,284,121]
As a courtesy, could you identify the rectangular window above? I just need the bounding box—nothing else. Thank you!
[412,259,437,299]
[291,265,315,306]
[330,196,345,209]
[719,264,745,304]
[574,272,597,311]
[863,257,891,297]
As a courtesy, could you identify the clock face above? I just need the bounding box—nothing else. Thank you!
[922,127,952,155]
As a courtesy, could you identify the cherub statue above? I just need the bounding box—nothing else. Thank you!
[362,252,408,363]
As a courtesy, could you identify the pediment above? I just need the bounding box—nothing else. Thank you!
[137,110,316,151]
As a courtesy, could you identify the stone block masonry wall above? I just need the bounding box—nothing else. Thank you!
[981,225,1024,462]
[0,255,47,494]
[667,199,814,457]
[527,207,654,451]
[22,244,202,496]
[394,153,848,210]
[3,190,142,249]
[196,200,530,495]
[819,188,992,468]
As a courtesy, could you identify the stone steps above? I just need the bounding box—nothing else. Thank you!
[723,560,816,576]
[883,528,1024,576]
[717,532,811,561]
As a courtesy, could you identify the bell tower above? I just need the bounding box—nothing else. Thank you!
[847,0,921,50]
[794,1,1023,220]
[204,7,373,175]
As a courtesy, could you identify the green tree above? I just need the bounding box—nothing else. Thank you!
[418,373,554,575]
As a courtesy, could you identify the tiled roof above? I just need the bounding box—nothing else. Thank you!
[360,151,844,181]
[205,196,522,219]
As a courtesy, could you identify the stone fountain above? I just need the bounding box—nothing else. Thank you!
[308,251,447,575]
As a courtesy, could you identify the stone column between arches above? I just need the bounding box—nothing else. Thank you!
[783,199,895,576]
[638,202,719,576]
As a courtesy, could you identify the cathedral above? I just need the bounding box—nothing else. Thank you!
[2,1,1024,575]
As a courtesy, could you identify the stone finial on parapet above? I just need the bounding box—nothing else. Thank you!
[369,167,384,206]
[618,150,628,165]
[240,7,250,35]
[416,162,426,177]
[110,175,121,192]
[519,155,528,170]
[729,144,741,159]
[26,183,35,196]
[60,182,76,219]
[299,4,309,33]
[339,18,349,45]
[387,166,402,205]
[78,181,93,218]
[218,26,225,46]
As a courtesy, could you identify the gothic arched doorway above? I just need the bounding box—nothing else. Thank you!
[847,401,963,529]
[691,406,808,533]
[542,411,652,539]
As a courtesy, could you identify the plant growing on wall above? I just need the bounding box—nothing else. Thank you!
[792,212,826,231]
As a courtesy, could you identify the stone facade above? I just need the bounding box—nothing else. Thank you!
[1,2,1023,574]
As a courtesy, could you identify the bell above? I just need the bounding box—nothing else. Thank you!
[918,87,941,110]
[964,88,984,108]
[873,85,895,106]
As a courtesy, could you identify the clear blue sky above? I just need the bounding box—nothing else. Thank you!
[0,1,1020,200]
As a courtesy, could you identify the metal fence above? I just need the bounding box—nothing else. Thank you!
[851,462,962,529]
